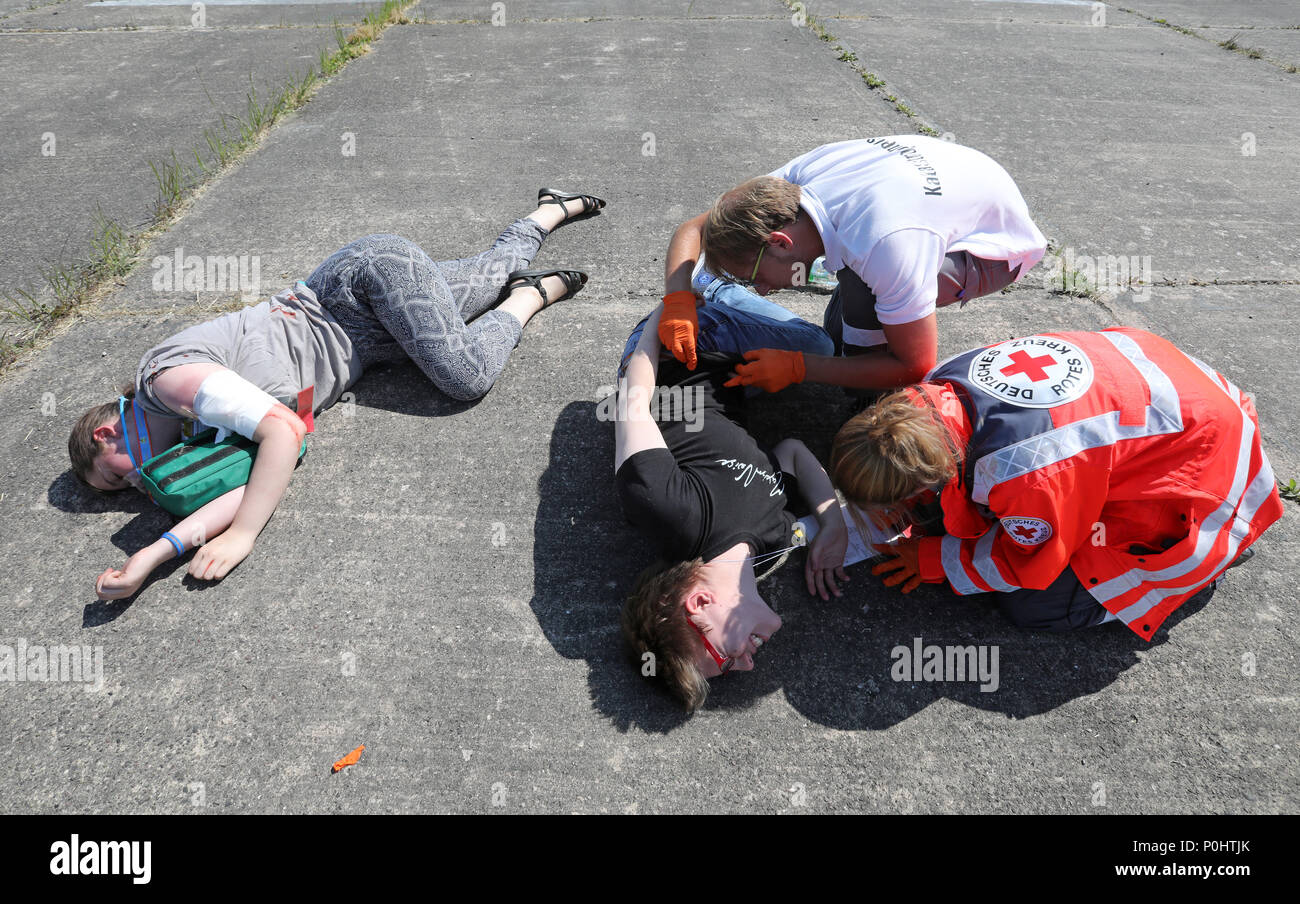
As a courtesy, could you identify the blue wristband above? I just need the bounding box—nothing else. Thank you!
[161,532,184,558]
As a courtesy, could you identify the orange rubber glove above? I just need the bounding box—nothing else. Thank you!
[723,348,806,393]
[658,290,699,370]
[871,537,929,594]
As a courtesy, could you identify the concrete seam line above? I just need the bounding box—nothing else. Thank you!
[775,0,944,138]
[1118,5,1300,74]
[0,0,419,376]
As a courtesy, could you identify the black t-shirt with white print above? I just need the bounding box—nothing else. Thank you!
[616,351,800,563]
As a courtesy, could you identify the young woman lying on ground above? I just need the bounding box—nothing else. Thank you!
[614,283,849,712]
[70,188,605,600]
[831,328,1282,638]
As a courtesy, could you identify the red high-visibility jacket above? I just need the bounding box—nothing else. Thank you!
[913,328,1282,640]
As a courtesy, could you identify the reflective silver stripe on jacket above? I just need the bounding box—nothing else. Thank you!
[1106,421,1275,621]
[941,534,983,595]
[1089,340,1271,619]
[971,526,1019,592]
[971,331,1183,504]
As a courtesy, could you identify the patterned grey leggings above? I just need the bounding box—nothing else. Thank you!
[305,218,548,400]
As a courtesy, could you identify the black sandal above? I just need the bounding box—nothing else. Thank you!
[504,268,589,306]
[537,187,606,222]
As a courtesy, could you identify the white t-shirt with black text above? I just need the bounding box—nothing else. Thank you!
[770,137,1047,325]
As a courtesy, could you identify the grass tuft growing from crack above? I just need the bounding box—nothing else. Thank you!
[1133,10,1294,70]
[792,5,939,133]
[1219,33,1264,58]
[1049,269,1098,299]
[0,208,142,369]
[1038,242,1101,301]
[1149,16,1198,38]
[1,0,417,375]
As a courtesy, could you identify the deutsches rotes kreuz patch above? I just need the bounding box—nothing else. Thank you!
[968,336,1094,408]
[1001,516,1053,546]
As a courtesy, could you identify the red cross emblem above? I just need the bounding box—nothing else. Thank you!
[1001,516,1053,546]
[969,337,1094,409]
[999,350,1055,382]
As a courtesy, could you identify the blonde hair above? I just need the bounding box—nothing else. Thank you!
[701,176,802,276]
[621,558,710,712]
[831,390,957,513]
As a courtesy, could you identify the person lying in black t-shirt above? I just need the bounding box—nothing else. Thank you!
[614,307,849,713]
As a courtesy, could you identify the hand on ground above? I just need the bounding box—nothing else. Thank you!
[188,531,254,581]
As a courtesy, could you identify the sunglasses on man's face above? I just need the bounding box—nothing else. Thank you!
[723,244,766,289]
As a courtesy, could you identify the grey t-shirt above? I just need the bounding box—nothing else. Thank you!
[134,282,362,429]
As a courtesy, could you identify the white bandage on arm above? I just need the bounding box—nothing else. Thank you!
[192,369,279,442]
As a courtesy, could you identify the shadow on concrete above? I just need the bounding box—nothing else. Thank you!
[46,470,158,516]
[769,573,1215,731]
[337,361,484,419]
[528,401,696,733]
[80,556,198,628]
[46,468,174,623]
[74,486,203,626]
[529,392,1220,732]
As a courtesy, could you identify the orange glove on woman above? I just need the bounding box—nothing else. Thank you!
[724,349,806,394]
[871,537,931,594]
[658,291,699,370]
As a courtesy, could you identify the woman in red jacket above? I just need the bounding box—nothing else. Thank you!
[830,328,1283,639]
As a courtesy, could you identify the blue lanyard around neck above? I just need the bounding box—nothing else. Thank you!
[118,396,153,470]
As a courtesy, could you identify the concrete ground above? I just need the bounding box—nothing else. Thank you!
[0,0,386,309]
[1124,0,1300,68]
[0,0,1295,813]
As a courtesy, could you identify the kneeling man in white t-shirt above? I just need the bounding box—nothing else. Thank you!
[658,137,1047,394]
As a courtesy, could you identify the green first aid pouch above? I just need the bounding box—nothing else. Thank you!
[122,397,306,518]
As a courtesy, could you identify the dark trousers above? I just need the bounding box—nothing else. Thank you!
[993,568,1113,633]
[823,251,1021,356]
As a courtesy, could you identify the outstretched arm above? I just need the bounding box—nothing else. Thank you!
[614,308,669,473]
[737,231,945,392]
[659,213,710,369]
[94,486,246,600]
[724,317,938,394]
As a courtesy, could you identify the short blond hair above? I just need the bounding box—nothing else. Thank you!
[702,176,802,276]
[621,558,710,712]
[831,390,957,510]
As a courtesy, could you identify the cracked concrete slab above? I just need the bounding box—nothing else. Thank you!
[0,3,388,312]
[1196,26,1300,69]
[91,18,913,314]
[826,11,1300,281]
[0,0,56,17]
[0,0,383,30]
[1124,0,1299,29]
[1,1,1296,814]
[807,0,1142,26]
[424,0,784,21]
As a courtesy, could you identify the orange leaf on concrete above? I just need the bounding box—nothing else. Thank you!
[332,744,365,772]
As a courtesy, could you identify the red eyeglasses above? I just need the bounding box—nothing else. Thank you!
[686,617,734,674]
